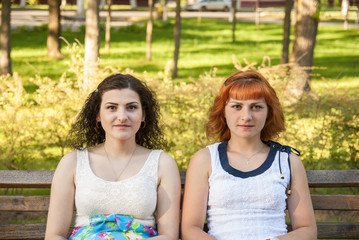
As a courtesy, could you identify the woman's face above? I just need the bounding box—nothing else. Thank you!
[97,88,144,142]
[224,97,268,140]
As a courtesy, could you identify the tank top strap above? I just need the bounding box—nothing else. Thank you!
[76,148,91,185]
[207,142,222,175]
[143,149,162,184]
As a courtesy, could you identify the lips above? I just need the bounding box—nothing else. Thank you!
[114,124,130,128]
[238,125,254,128]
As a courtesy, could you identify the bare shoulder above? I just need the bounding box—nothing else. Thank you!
[289,152,308,182]
[192,147,211,163]
[54,150,77,177]
[157,151,180,188]
[158,151,179,172]
[187,147,211,177]
[190,147,211,168]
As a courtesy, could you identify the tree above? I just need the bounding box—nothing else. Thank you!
[146,0,155,61]
[130,0,137,9]
[0,0,12,75]
[84,0,100,90]
[157,0,168,20]
[20,0,27,8]
[47,0,63,59]
[172,0,181,78]
[105,0,112,53]
[281,0,293,64]
[289,0,320,90]
[230,0,237,43]
[341,0,349,29]
[77,0,85,16]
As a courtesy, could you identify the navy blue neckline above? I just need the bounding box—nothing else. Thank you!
[218,140,276,178]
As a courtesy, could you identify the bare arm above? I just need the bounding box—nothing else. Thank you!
[45,151,77,240]
[152,152,181,240]
[276,154,317,240]
[181,148,216,240]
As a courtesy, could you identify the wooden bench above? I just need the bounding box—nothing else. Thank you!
[0,169,358,239]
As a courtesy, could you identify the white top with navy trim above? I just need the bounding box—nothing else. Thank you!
[207,141,291,240]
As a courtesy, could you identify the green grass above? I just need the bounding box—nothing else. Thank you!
[11,17,359,89]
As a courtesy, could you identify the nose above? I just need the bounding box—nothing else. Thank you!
[117,108,128,122]
[241,107,252,121]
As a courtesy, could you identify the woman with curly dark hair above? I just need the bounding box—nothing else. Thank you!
[45,74,181,240]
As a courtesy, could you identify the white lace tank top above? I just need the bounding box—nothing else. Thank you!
[74,148,162,228]
[207,141,292,240]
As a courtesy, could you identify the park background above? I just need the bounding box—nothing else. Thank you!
[0,0,358,174]
[0,0,358,233]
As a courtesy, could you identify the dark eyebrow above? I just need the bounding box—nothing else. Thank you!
[126,101,140,105]
[105,101,140,105]
[105,102,118,105]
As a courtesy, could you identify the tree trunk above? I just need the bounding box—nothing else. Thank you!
[61,0,67,8]
[172,0,181,78]
[77,0,85,16]
[289,0,320,90]
[341,0,349,30]
[20,0,27,8]
[105,0,112,53]
[130,0,137,9]
[255,0,260,29]
[281,0,293,64]
[100,0,106,9]
[231,0,237,43]
[146,0,154,61]
[47,0,63,59]
[0,0,12,75]
[84,0,100,91]
[163,0,168,21]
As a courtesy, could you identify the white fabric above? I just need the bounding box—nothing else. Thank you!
[74,148,162,228]
[207,142,290,240]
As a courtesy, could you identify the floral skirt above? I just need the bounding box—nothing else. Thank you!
[68,214,158,240]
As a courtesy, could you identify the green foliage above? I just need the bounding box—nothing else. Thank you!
[281,89,359,170]
[3,18,358,171]
[1,50,358,171]
[149,68,222,170]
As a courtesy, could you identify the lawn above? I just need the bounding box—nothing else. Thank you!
[11,16,359,87]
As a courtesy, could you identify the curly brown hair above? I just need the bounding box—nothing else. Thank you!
[206,70,285,142]
[67,74,167,150]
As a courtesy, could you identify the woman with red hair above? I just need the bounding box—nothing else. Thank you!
[181,70,317,240]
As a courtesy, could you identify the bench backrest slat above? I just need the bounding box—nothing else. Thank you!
[311,194,359,210]
[0,223,46,240]
[0,196,50,212]
[316,223,359,239]
[0,170,53,188]
[1,195,358,212]
[306,170,359,187]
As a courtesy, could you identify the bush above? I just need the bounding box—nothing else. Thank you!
[0,47,357,171]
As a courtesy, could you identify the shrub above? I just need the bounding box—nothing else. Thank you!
[0,47,357,171]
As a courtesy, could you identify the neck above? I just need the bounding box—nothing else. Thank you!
[227,137,264,154]
[103,138,137,158]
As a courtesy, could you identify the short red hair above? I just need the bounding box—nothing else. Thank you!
[206,70,285,142]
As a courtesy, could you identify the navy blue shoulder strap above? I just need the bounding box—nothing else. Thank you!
[268,141,300,195]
